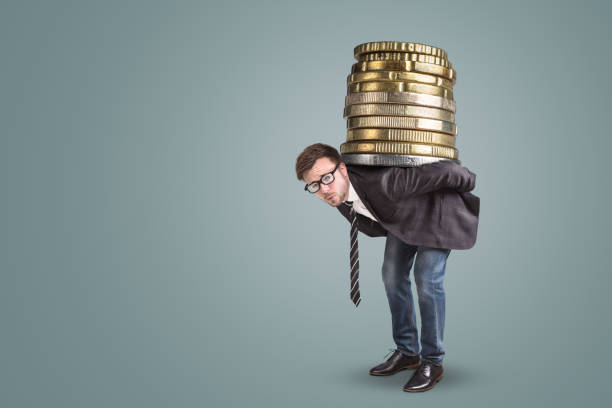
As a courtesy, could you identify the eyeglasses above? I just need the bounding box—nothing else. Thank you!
[304,163,340,194]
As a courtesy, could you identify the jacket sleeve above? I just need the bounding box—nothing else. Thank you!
[382,160,476,200]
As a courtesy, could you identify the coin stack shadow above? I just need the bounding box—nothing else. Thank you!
[341,41,459,167]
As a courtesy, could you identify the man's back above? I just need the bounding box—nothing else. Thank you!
[337,161,480,249]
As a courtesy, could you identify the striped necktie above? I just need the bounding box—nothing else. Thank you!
[346,201,361,307]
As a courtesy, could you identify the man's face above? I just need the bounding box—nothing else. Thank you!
[303,157,350,207]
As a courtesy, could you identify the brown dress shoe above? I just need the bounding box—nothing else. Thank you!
[369,350,420,376]
[403,362,444,392]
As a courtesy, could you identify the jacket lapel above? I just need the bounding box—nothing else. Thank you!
[346,166,383,223]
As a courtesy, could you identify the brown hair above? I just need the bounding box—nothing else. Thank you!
[295,143,341,180]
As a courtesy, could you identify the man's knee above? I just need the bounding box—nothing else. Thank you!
[415,276,444,298]
[381,259,402,287]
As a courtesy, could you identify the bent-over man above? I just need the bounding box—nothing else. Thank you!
[296,143,479,392]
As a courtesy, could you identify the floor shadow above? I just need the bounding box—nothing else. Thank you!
[437,364,478,388]
[340,365,417,389]
[339,363,478,390]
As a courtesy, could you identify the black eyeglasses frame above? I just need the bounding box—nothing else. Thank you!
[304,163,341,193]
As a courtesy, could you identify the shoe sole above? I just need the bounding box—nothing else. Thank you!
[369,362,420,376]
[402,373,444,392]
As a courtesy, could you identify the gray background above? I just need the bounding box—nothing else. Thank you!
[2,0,611,406]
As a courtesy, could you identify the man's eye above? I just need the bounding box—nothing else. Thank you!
[322,174,333,183]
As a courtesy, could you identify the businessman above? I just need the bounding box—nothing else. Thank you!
[295,143,479,392]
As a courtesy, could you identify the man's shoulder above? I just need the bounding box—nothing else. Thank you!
[346,164,395,179]
[345,165,393,202]
[345,163,420,184]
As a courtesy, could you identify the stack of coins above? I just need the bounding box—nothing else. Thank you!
[341,41,459,167]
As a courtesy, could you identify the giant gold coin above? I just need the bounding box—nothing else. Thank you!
[345,91,455,112]
[352,60,456,82]
[341,141,458,159]
[348,81,453,99]
[344,103,455,122]
[347,71,453,89]
[347,116,457,135]
[342,153,457,167]
[346,128,456,147]
[359,52,452,68]
[354,41,448,60]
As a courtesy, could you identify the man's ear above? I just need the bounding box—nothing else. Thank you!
[339,161,348,176]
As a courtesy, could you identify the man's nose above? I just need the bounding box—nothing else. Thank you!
[320,183,331,193]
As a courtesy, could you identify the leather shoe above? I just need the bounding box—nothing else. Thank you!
[403,362,444,392]
[369,350,420,376]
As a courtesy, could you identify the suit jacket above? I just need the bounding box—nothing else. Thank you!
[336,160,480,250]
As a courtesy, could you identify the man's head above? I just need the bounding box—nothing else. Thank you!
[296,143,350,207]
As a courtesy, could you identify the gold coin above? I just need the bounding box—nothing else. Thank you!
[340,141,458,159]
[344,103,455,122]
[359,52,452,68]
[348,81,453,99]
[347,116,457,135]
[347,71,453,89]
[346,128,456,147]
[352,60,456,83]
[354,41,448,60]
[345,91,455,112]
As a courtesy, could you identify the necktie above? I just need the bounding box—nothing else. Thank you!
[346,202,361,307]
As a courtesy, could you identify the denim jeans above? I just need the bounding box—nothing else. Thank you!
[381,233,451,364]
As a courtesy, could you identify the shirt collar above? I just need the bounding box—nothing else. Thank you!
[346,181,360,203]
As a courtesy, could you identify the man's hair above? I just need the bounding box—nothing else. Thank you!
[295,143,341,181]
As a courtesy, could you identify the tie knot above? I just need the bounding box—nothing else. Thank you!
[345,201,354,207]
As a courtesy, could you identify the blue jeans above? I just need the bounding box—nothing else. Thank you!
[381,233,451,364]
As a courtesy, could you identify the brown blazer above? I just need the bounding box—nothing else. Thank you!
[336,160,480,250]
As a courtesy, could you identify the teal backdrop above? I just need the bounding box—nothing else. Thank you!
[2,0,611,406]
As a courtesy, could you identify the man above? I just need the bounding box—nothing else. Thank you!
[295,143,479,392]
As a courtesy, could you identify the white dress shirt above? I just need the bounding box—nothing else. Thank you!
[345,181,378,222]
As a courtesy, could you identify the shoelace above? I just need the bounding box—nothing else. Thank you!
[418,364,431,376]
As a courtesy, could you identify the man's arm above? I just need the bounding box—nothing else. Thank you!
[381,160,476,200]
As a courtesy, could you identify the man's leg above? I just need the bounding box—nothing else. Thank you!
[381,233,419,357]
[413,246,451,364]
